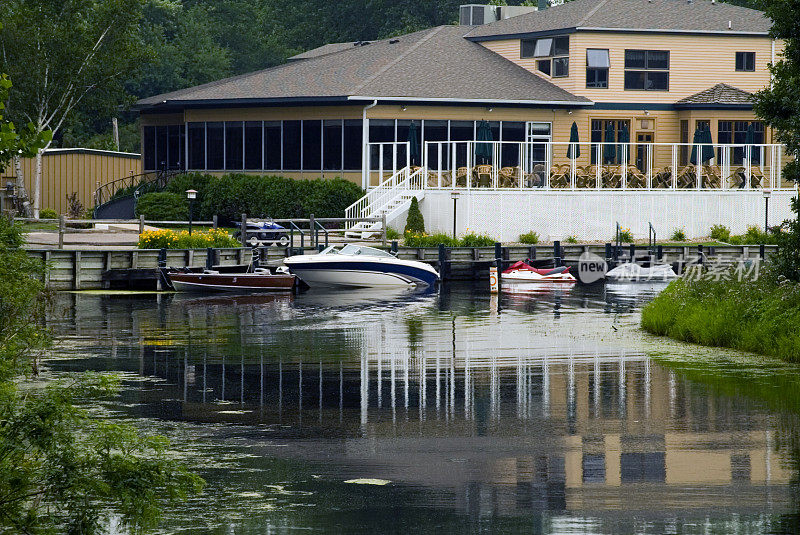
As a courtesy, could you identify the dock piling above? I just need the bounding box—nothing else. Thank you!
[554,241,562,266]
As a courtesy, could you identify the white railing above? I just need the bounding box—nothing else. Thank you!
[363,141,411,188]
[346,165,425,221]
[415,140,788,191]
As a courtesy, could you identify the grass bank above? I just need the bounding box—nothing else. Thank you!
[641,269,800,362]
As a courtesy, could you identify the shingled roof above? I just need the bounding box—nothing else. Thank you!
[675,83,753,108]
[466,0,771,40]
[289,42,356,61]
[136,26,590,111]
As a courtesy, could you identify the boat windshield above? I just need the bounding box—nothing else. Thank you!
[338,244,395,257]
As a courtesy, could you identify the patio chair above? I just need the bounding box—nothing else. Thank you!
[750,166,766,188]
[575,166,594,189]
[525,164,546,188]
[473,164,493,188]
[454,167,470,188]
[652,167,672,188]
[601,165,622,188]
[676,166,697,189]
[499,166,520,188]
[549,165,569,188]
[625,165,647,188]
[702,165,721,189]
[427,169,450,188]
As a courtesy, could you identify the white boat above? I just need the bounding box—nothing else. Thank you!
[501,261,577,283]
[605,262,678,281]
[284,244,440,288]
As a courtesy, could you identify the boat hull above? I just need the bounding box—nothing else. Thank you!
[285,259,439,288]
[167,272,296,293]
[502,270,577,283]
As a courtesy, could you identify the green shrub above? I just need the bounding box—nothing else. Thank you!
[135,192,188,221]
[39,208,58,219]
[709,224,731,242]
[728,225,779,246]
[774,197,800,281]
[670,228,686,241]
[138,228,240,249]
[404,232,457,247]
[404,196,425,234]
[386,227,401,240]
[165,173,213,211]
[197,174,363,223]
[459,233,496,247]
[566,235,578,243]
[519,231,539,244]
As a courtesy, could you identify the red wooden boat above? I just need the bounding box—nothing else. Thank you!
[164,268,297,293]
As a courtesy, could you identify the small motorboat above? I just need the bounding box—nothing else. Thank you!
[284,244,439,288]
[235,220,290,247]
[501,261,577,283]
[605,262,678,282]
[163,266,297,293]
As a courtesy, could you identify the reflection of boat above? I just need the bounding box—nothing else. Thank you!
[168,292,294,307]
[295,286,436,309]
[501,261,577,283]
[164,267,297,293]
[501,281,574,295]
[605,262,678,281]
[284,244,439,288]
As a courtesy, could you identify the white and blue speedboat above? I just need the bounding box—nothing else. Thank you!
[284,244,439,288]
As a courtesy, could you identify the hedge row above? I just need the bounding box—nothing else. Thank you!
[135,173,364,222]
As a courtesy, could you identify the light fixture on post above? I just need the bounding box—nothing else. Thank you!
[186,189,197,235]
[763,188,772,231]
[450,191,461,237]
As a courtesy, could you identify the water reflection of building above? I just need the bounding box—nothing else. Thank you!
[53,292,794,520]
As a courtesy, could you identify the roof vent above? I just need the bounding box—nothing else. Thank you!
[389,39,400,44]
[728,20,732,29]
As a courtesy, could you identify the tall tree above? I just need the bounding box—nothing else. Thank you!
[0,0,147,217]
[752,0,800,183]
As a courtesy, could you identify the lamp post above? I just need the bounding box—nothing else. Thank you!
[186,189,197,235]
[450,191,460,238]
[763,188,772,232]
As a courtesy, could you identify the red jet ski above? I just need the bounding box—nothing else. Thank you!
[501,261,577,283]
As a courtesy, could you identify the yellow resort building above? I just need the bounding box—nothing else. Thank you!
[134,0,793,240]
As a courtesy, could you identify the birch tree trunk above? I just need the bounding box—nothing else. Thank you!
[33,148,44,219]
[13,156,33,217]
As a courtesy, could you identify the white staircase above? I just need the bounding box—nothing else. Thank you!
[345,166,426,238]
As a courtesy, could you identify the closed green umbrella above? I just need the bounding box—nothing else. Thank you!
[602,121,616,164]
[618,122,630,163]
[689,125,703,165]
[407,121,420,166]
[566,121,580,159]
[475,120,493,163]
[701,124,715,163]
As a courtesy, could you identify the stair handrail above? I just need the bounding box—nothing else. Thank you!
[346,166,425,222]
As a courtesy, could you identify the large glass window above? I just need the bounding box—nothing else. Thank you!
[522,36,569,77]
[143,126,156,170]
[264,121,281,170]
[343,120,362,171]
[244,121,262,170]
[591,119,630,164]
[206,122,224,169]
[167,125,183,170]
[719,120,764,164]
[282,120,301,170]
[323,120,343,171]
[156,126,168,170]
[586,49,609,88]
[624,50,669,90]
[501,121,525,168]
[424,120,448,171]
[680,119,689,166]
[188,123,205,170]
[303,120,322,170]
[225,122,243,170]
[735,51,755,72]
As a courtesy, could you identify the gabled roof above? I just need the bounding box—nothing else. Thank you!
[289,42,356,61]
[466,0,771,40]
[135,26,590,111]
[675,83,753,108]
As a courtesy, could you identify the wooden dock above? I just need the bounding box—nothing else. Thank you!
[25,242,776,290]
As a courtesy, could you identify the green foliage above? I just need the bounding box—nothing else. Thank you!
[404,196,425,234]
[138,228,240,249]
[0,73,52,170]
[670,228,686,241]
[566,235,578,243]
[0,216,204,532]
[773,197,800,281]
[518,231,539,244]
[709,224,731,242]
[39,208,58,219]
[385,227,401,240]
[727,225,779,246]
[136,192,189,221]
[642,267,800,362]
[198,174,363,223]
[459,233,497,247]
[752,0,800,183]
[403,232,496,247]
[617,228,634,243]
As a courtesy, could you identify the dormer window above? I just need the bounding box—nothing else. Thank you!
[521,35,569,78]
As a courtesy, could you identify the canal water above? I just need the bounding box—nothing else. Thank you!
[45,283,800,534]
